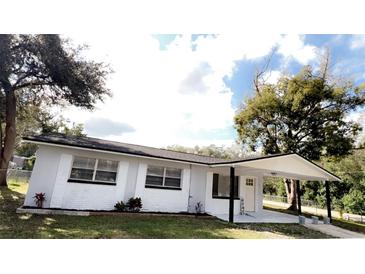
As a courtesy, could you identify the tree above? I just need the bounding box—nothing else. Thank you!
[0,35,111,186]
[342,189,365,215]
[321,149,365,212]
[166,144,246,159]
[234,55,365,210]
[15,109,86,157]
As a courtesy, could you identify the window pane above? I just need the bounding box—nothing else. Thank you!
[165,168,181,178]
[147,166,164,176]
[95,170,117,182]
[145,175,163,186]
[218,176,230,197]
[213,175,239,198]
[234,177,239,198]
[70,168,94,180]
[212,173,219,196]
[72,157,96,169]
[164,177,181,188]
[97,159,118,172]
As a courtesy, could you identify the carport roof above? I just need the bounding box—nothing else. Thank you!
[23,133,341,181]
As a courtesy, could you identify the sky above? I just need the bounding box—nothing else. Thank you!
[62,34,365,148]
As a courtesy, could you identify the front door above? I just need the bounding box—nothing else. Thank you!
[244,178,255,212]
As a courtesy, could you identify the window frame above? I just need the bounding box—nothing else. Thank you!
[145,165,183,190]
[68,156,119,186]
[212,173,240,200]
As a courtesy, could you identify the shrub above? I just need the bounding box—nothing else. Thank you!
[33,192,46,208]
[126,197,142,212]
[24,156,36,171]
[114,201,126,212]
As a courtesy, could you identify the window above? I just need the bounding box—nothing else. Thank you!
[246,178,254,186]
[212,173,239,199]
[145,165,182,190]
[69,156,118,185]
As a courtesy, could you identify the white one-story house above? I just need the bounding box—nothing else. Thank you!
[22,134,341,222]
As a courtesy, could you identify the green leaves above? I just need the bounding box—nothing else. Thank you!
[234,62,365,160]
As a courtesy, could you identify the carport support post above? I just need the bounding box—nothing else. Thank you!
[325,181,332,222]
[229,166,235,223]
[296,180,302,215]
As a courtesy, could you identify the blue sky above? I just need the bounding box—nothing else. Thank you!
[65,34,365,148]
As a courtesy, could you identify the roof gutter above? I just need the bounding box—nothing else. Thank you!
[24,140,210,167]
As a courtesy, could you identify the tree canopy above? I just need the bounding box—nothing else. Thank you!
[0,34,111,186]
[235,55,365,210]
[234,62,365,160]
[166,144,246,160]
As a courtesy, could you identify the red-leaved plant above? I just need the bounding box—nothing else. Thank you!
[33,192,46,208]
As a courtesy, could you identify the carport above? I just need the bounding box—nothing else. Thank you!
[209,153,342,223]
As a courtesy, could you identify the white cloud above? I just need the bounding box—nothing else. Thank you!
[277,34,317,65]
[62,34,282,147]
[350,35,365,49]
[263,70,282,84]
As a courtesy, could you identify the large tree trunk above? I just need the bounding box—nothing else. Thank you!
[0,88,16,187]
[284,178,298,211]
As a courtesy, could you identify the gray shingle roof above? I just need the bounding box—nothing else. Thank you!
[23,133,342,180]
[23,133,236,164]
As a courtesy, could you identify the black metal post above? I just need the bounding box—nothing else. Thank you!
[325,181,332,222]
[296,180,302,215]
[229,166,235,223]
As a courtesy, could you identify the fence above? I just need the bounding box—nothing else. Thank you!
[263,194,364,223]
[263,194,326,209]
[6,169,32,183]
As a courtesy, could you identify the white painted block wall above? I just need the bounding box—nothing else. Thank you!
[24,146,61,207]
[24,145,264,214]
[133,160,191,212]
[187,165,208,213]
[204,172,241,215]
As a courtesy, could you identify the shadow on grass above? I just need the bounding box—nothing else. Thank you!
[238,223,333,239]
[0,184,333,239]
[0,185,246,239]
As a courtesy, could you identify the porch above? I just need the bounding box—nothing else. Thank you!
[208,153,341,223]
[214,209,320,223]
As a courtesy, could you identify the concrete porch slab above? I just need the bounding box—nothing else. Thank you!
[214,209,319,223]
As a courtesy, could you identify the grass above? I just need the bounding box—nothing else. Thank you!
[331,219,365,234]
[264,204,365,235]
[0,181,332,239]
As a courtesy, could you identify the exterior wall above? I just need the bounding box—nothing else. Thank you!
[25,146,130,210]
[24,146,61,207]
[24,144,264,214]
[123,158,139,201]
[133,159,191,212]
[25,145,202,213]
[187,165,208,213]
[204,172,241,215]
[256,175,264,211]
[204,172,264,215]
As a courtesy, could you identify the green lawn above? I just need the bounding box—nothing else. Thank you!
[0,181,332,239]
[264,204,365,235]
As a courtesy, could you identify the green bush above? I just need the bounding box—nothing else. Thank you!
[24,156,36,171]
[114,201,126,212]
[126,197,142,212]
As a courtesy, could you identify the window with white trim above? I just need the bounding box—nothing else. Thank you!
[69,156,119,185]
[145,165,182,189]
